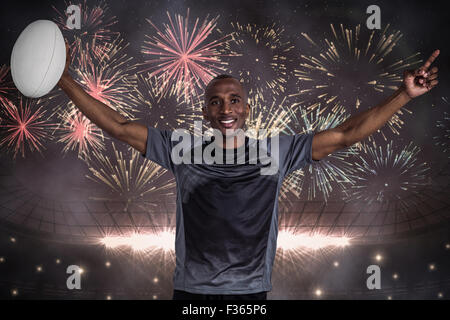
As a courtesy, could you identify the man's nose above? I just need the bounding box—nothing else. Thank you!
[220,102,232,113]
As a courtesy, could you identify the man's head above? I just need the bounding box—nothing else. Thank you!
[202,74,250,137]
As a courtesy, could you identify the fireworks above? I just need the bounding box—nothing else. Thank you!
[345,140,430,211]
[85,141,175,206]
[69,36,140,120]
[134,73,205,131]
[245,96,292,139]
[141,9,232,103]
[285,104,358,201]
[293,23,421,140]
[0,97,54,158]
[433,97,450,157]
[280,170,304,201]
[55,106,106,158]
[52,0,119,63]
[221,22,293,106]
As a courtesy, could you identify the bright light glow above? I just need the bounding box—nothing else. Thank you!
[429,263,436,271]
[315,289,323,297]
[375,254,383,262]
[100,230,351,252]
[100,231,175,252]
[277,230,351,250]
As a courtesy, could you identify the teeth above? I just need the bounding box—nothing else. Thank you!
[220,119,235,124]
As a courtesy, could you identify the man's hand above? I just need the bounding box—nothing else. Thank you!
[402,50,440,99]
[58,39,71,86]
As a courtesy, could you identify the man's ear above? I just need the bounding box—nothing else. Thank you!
[246,103,250,118]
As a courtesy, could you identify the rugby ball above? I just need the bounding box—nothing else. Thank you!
[11,20,66,98]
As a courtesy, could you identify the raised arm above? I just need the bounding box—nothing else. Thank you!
[57,41,147,154]
[311,49,440,161]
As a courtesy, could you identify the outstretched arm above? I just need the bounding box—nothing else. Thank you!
[311,49,440,161]
[57,41,147,154]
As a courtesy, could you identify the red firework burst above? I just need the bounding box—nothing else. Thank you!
[0,97,54,158]
[141,9,232,103]
[56,108,106,158]
[72,37,139,120]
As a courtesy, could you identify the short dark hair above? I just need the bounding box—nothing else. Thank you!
[210,74,236,81]
[204,74,248,105]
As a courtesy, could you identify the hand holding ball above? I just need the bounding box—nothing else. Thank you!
[11,20,67,98]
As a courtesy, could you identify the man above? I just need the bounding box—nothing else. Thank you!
[58,40,439,300]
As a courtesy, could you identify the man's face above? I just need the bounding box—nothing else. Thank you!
[202,78,250,137]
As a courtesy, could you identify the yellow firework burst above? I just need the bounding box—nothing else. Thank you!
[245,96,293,139]
[85,142,175,207]
[52,0,120,64]
[134,73,205,131]
[280,170,305,202]
[345,140,430,212]
[283,104,358,201]
[293,23,421,140]
[220,22,294,107]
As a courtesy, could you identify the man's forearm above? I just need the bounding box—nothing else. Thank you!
[337,86,412,147]
[58,75,128,138]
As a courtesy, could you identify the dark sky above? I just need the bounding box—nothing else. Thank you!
[1,0,449,64]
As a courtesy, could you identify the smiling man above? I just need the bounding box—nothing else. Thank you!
[57,37,439,300]
[202,74,250,149]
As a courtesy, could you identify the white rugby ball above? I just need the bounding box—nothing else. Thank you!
[11,20,66,98]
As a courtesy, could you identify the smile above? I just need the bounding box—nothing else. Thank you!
[219,119,236,128]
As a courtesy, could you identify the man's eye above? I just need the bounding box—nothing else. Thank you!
[231,98,239,103]
[211,101,218,105]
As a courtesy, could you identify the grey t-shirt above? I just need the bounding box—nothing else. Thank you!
[142,126,318,294]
